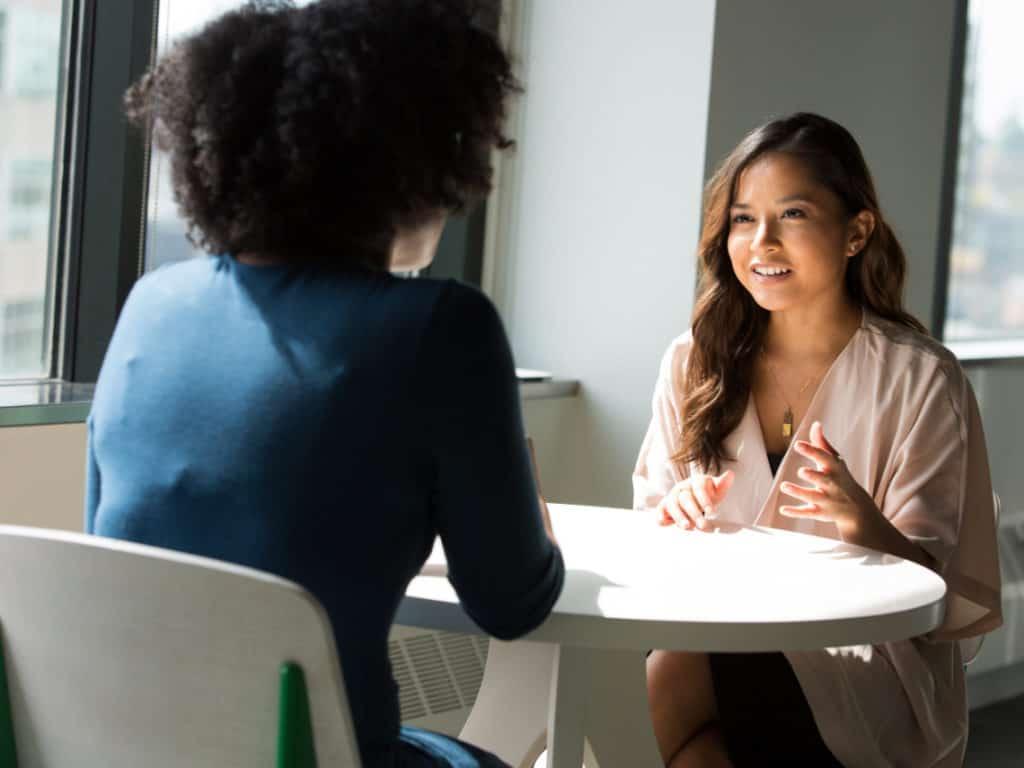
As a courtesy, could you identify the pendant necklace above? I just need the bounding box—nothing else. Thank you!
[762,348,817,443]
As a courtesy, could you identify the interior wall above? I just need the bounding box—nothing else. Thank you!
[0,423,86,531]
[965,365,1024,678]
[504,0,717,507]
[705,0,959,328]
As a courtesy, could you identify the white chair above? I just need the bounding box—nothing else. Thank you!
[0,525,361,768]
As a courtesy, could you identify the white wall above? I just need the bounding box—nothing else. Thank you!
[0,423,86,531]
[965,365,1024,680]
[705,0,959,327]
[504,0,717,507]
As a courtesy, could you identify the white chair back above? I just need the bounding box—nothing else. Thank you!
[0,525,361,767]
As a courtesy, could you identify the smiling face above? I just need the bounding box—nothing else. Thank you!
[727,152,871,315]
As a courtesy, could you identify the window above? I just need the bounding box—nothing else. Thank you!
[11,5,60,99]
[0,10,7,90]
[945,0,1024,344]
[0,0,65,379]
[0,297,44,375]
[8,158,50,242]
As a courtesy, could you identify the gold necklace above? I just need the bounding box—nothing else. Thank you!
[761,348,817,442]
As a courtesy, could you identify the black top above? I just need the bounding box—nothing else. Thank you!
[767,451,785,477]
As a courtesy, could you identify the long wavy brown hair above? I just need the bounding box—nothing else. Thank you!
[677,113,927,473]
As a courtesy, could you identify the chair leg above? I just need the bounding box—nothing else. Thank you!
[277,662,317,768]
[0,634,18,768]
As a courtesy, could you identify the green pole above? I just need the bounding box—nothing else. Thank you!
[277,662,317,768]
[0,634,18,768]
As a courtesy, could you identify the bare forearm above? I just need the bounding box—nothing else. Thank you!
[527,438,558,546]
[539,495,559,547]
[838,509,935,570]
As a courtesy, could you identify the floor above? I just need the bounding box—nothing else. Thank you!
[966,694,1024,766]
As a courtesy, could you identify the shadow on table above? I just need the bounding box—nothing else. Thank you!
[551,568,627,618]
[810,548,897,566]
[702,521,897,567]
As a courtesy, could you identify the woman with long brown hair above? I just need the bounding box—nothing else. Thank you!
[635,113,1001,767]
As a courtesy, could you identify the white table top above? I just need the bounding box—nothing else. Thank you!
[397,503,947,652]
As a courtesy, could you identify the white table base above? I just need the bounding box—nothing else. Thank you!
[461,640,662,768]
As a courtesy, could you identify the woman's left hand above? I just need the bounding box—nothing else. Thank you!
[779,421,882,538]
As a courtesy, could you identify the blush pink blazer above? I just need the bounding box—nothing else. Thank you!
[633,310,1001,767]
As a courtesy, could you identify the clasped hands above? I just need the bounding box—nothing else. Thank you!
[657,421,881,538]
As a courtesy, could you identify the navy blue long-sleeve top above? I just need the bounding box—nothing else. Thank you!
[85,255,565,767]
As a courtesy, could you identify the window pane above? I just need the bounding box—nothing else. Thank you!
[144,0,316,273]
[946,0,1024,342]
[0,0,65,378]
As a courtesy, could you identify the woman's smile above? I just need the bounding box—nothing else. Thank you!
[750,262,794,283]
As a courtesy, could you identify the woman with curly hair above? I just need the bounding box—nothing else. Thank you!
[85,2,563,766]
[637,113,1001,767]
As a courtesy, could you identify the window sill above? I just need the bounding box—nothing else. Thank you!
[0,381,95,427]
[0,377,579,427]
[946,338,1024,367]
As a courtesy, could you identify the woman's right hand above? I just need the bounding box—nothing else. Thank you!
[657,470,734,530]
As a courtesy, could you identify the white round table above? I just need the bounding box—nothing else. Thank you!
[397,504,947,768]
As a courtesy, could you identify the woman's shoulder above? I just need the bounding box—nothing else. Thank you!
[654,329,695,384]
[413,279,516,399]
[860,310,967,403]
[419,277,497,316]
[414,278,508,352]
[115,258,219,325]
[401,278,502,341]
[130,256,214,292]
[861,311,959,368]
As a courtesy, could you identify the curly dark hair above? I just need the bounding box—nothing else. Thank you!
[126,0,518,268]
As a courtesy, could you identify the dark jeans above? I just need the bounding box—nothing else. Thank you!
[396,726,510,768]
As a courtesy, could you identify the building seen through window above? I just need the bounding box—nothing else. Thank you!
[0,0,62,379]
[946,0,1024,342]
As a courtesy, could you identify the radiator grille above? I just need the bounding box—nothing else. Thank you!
[438,632,486,702]
[388,639,428,720]
[388,631,489,720]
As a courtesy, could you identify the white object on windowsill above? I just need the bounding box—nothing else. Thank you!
[515,368,552,381]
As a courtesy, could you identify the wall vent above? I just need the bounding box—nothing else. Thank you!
[388,629,489,721]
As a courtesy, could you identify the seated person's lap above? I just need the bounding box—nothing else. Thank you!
[398,726,510,768]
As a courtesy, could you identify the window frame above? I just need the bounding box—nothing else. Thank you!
[936,0,1024,363]
[56,0,158,383]
[933,0,968,342]
[0,0,74,381]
